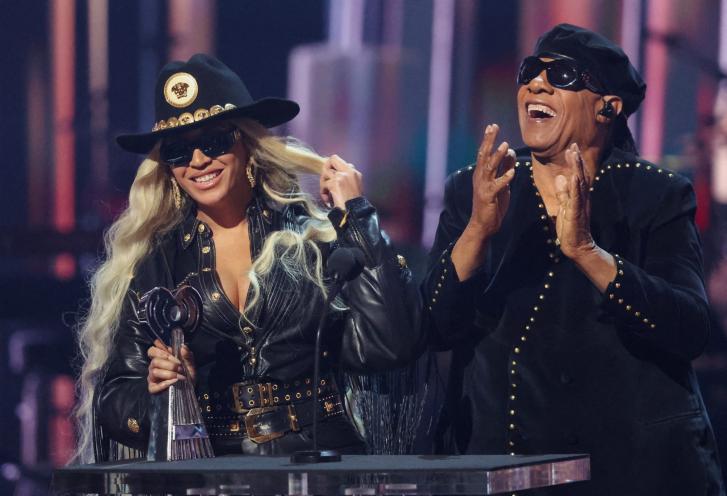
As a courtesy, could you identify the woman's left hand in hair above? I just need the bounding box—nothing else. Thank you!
[320,155,363,209]
[554,143,597,260]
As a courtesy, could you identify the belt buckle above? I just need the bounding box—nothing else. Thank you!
[245,405,300,444]
[230,383,248,413]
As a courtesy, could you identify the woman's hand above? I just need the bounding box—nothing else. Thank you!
[320,154,363,209]
[554,143,597,260]
[146,339,196,394]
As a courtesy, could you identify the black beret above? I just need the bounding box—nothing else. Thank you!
[534,23,646,116]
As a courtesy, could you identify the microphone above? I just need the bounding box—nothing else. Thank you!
[290,247,365,464]
[327,246,366,293]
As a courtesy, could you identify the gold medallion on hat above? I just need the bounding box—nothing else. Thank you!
[163,72,198,108]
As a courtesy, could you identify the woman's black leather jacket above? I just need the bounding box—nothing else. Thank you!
[93,195,422,461]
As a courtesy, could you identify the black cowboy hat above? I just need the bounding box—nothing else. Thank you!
[116,53,300,154]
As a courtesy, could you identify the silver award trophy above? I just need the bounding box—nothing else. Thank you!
[138,286,214,461]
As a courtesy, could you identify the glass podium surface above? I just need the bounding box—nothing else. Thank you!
[52,453,590,495]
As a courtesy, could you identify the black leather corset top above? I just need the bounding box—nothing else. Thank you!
[168,200,337,396]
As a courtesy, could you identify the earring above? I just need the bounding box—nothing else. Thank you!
[171,177,183,210]
[246,159,256,189]
[598,98,615,118]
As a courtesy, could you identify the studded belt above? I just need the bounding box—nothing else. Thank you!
[198,377,344,444]
[229,377,336,411]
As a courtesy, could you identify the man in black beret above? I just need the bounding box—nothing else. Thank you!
[423,24,725,494]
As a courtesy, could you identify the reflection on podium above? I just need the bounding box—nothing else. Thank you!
[53,453,590,495]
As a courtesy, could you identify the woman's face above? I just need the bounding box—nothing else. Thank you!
[163,123,251,213]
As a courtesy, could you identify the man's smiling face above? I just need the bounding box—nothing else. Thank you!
[517,57,604,162]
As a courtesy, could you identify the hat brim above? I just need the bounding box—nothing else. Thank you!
[116,98,300,154]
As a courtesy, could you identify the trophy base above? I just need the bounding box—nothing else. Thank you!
[290,449,341,464]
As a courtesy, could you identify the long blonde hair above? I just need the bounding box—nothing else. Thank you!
[73,118,335,463]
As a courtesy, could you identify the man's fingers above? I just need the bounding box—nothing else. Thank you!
[554,174,570,205]
[564,146,578,170]
[567,143,590,191]
[574,175,590,217]
[481,124,498,158]
[486,142,509,174]
[572,143,587,182]
[569,174,582,212]
[493,168,516,194]
[476,124,499,170]
[497,149,516,177]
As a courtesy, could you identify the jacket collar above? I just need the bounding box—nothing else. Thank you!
[178,204,202,250]
[177,195,281,250]
[588,147,634,253]
[511,146,635,253]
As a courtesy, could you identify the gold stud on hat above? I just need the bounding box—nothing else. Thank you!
[179,112,194,125]
[194,108,210,121]
[164,72,199,108]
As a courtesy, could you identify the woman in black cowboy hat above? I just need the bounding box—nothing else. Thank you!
[73,53,422,461]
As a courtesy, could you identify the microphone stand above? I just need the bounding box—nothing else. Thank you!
[290,273,345,463]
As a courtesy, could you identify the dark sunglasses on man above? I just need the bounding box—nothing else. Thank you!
[160,128,241,166]
[517,55,605,94]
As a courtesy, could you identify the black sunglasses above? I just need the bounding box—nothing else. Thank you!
[517,56,605,93]
[160,128,241,166]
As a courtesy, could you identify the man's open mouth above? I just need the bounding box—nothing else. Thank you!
[527,103,557,119]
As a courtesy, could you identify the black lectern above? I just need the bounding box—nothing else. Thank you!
[52,454,589,495]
